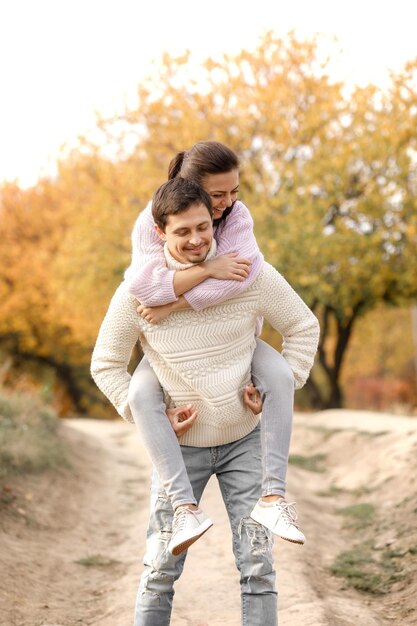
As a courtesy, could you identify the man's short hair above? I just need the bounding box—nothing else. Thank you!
[152,177,213,231]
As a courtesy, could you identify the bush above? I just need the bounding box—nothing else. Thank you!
[0,388,67,480]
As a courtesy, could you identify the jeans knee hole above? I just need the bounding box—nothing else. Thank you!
[238,517,272,555]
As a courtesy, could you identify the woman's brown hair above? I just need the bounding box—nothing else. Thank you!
[168,141,239,184]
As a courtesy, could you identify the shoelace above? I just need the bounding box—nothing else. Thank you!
[274,501,300,529]
[172,507,194,533]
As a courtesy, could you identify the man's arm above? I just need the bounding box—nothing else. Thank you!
[258,263,320,389]
[91,283,142,422]
[91,285,198,437]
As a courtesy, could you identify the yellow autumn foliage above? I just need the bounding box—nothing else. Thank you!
[0,32,416,412]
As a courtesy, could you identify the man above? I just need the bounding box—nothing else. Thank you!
[91,177,319,625]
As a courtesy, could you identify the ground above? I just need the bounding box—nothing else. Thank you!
[1,410,416,626]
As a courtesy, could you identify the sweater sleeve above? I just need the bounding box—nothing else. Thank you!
[258,264,320,390]
[125,202,178,306]
[126,200,263,310]
[183,201,264,310]
[91,282,143,423]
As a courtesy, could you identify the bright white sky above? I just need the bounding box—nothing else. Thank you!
[1,0,416,186]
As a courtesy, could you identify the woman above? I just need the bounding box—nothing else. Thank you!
[125,141,305,555]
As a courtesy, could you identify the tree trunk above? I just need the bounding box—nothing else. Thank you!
[305,303,363,410]
[0,338,88,414]
[304,377,325,409]
[325,374,344,409]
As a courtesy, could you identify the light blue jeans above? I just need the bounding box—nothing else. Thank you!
[128,338,294,509]
[134,424,278,626]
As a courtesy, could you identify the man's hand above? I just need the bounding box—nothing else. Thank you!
[137,302,174,324]
[243,384,263,415]
[205,252,251,281]
[166,404,198,438]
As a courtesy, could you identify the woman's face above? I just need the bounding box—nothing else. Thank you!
[202,169,239,220]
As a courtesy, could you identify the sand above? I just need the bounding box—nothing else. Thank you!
[1,409,416,625]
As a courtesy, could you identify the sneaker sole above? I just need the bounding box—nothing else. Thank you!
[170,519,213,556]
[279,535,305,545]
[250,512,305,545]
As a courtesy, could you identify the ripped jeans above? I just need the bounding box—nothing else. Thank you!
[134,424,277,626]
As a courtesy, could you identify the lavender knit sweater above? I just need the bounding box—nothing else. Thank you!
[124,200,264,309]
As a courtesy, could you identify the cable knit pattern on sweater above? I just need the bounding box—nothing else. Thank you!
[91,261,320,447]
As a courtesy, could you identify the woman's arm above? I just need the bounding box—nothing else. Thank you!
[182,201,264,310]
[127,200,263,310]
[137,296,191,324]
[127,203,178,306]
[173,253,251,296]
[126,204,249,305]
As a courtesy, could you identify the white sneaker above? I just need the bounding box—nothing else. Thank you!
[168,506,213,556]
[250,498,306,544]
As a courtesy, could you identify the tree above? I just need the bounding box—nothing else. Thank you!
[1,32,416,411]
[0,180,89,410]
[95,33,417,407]
[258,65,417,407]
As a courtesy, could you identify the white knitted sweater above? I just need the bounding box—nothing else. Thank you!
[91,246,319,447]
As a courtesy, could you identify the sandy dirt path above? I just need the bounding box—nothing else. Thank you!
[1,410,416,625]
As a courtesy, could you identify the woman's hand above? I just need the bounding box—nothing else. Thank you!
[166,405,198,438]
[205,252,251,281]
[243,384,263,415]
[137,302,174,324]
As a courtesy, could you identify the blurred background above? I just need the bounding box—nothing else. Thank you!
[1,0,416,418]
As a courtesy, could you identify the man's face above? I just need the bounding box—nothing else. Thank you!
[155,202,213,264]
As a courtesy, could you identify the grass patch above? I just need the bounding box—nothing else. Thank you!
[331,542,406,595]
[358,430,389,438]
[308,425,343,440]
[0,388,68,480]
[349,486,374,498]
[75,554,120,567]
[289,453,326,472]
[317,485,374,498]
[336,503,375,529]
[316,485,346,497]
